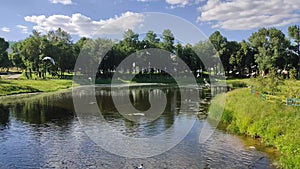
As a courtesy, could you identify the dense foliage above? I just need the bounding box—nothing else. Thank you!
[0,37,10,71]
[0,25,299,79]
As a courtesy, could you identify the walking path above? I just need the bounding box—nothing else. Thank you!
[6,74,22,79]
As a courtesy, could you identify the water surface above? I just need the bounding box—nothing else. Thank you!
[0,85,276,168]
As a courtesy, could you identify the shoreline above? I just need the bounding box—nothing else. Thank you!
[0,80,219,98]
[208,88,300,168]
[1,79,297,168]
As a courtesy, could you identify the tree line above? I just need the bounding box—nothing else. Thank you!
[0,25,299,79]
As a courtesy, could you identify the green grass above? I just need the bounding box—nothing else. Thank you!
[209,88,300,168]
[95,75,207,84]
[17,71,74,80]
[0,79,73,96]
[225,78,250,88]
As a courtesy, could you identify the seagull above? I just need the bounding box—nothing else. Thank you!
[42,57,55,65]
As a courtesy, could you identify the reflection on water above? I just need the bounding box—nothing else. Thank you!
[96,87,182,137]
[0,85,276,168]
[0,107,9,130]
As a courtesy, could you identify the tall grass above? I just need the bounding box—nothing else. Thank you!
[209,88,300,168]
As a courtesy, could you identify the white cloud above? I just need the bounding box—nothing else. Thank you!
[197,0,300,30]
[17,25,29,34]
[137,0,156,2]
[1,27,10,32]
[166,0,189,6]
[49,0,72,5]
[137,0,201,7]
[24,12,145,37]
[166,0,203,8]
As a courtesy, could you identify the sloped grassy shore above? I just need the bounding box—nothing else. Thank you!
[209,88,300,168]
[0,79,72,96]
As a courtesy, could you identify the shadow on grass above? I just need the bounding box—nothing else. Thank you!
[0,85,41,96]
[0,80,11,84]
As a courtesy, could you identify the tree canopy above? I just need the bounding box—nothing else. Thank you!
[0,37,10,70]
[1,25,300,79]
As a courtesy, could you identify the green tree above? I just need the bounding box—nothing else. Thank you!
[18,30,43,78]
[224,41,239,76]
[192,40,217,73]
[96,38,116,76]
[249,28,289,76]
[288,25,300,78]
[0,37,9,55]
[161,29,175,53]
[229,40,255,77]
[0,37,10,71]
[229,41,242,76]
[47,28,76,77]
[119,29,140,56]
[76,37,90,50]
[9,42,25,70]
[182,44,198,74]
[144,30,160,48]
[209,31,231,75]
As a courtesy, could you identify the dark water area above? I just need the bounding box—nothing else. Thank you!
[0,85,276,168]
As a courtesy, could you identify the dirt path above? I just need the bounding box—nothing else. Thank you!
[7,74,22,79]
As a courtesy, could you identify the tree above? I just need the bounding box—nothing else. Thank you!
[249,28,289,76]
[10,28,77,79]
[76,37,90,50]
[0,37,10,71]
[209,31,231,75]
[182,44,198,74]
[18,30,43,78]
[47,28,76,77]
[144,30,160,48]
[161,29,175,53]
[223,41,239,76]
[229,41,242,76]
[192,40,217,74]
[123,29,139,47]
[209,31,227,52]
[175,43,184,72]
[95,38,116,76]
[9,42,25,70]
[175,43,198,73]
[119,29,140,56]
[229,40,255,77]
[288,25,300,78]
[0,37,9,55]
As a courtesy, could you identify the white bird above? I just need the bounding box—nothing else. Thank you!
[42,57,55,65]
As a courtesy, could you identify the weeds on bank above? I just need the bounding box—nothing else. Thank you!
[209,72,300,168]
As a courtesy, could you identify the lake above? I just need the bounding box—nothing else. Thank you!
[0,85,276,168]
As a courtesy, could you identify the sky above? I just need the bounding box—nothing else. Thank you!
[0,0,299,43]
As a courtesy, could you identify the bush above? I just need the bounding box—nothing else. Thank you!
[249,70,283,95]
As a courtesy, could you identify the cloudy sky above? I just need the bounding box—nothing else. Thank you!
[0,0,299,43]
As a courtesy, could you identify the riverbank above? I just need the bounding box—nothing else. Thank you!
[0,75,212,96]
[0,79,73,96]
[209,87,300,168]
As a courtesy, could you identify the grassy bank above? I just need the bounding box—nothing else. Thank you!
[0,79,73,96]
[0,74,209,96]
[95,74,208,84]
[209,88,300,168]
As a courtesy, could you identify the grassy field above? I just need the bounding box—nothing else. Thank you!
[209,79,300,168]
[0,73,208,96]
[0,79,73,96]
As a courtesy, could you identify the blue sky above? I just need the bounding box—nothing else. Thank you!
[0,0,299,43]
